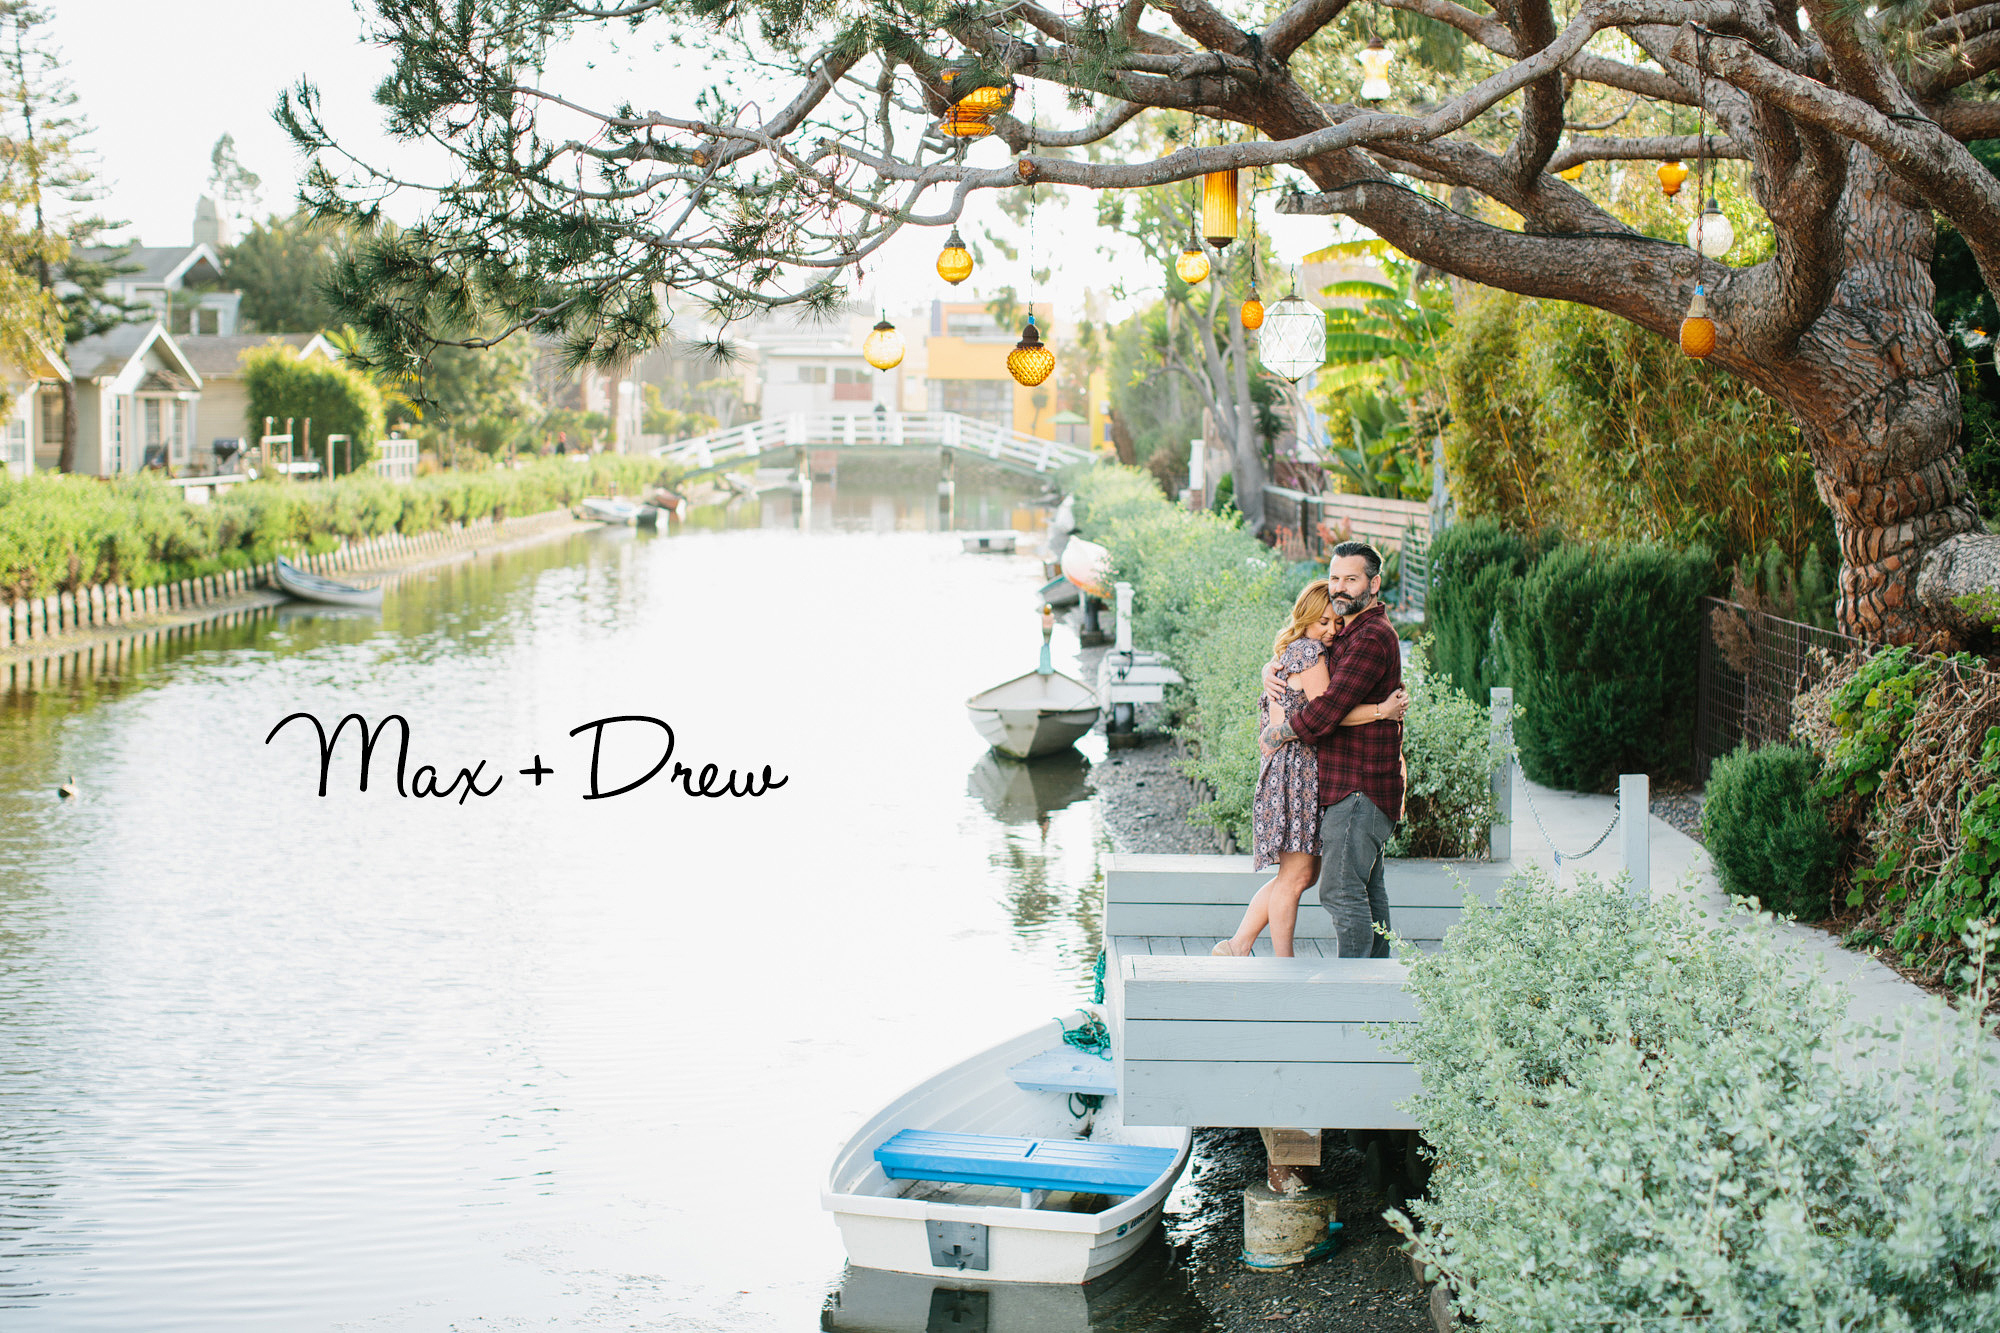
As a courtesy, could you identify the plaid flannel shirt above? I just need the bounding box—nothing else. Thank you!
[1287,601,1404,819]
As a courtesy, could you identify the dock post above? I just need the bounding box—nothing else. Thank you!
[1488,688,1514,861]
[1114,582,1133,654]
[1618,773,1650,901]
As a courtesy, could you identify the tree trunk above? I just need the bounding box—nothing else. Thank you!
[1226,313,1266,533]
[56,379,76,474]
[1748,152,1985,648]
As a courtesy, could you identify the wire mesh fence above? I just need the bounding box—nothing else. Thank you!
[1695,597,1865,779]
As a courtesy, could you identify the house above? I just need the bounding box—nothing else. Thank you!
[1,345,70,477]
[177,333,339,471]
[924,300,1055,435]
[59,322,202,476]
[73,198,243,338]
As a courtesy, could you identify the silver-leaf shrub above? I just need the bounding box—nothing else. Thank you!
[1387,637,1505,858]
[1392,869,2000,1330]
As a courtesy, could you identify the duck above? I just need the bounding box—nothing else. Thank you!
[57,774,78,800]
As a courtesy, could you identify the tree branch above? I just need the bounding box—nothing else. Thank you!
[1263,0,1356,62]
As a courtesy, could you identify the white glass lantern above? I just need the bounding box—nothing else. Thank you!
[1357,38,1393,100]
[863,316,905,371]
[1686,199,1735,259]
[1258,294,1326,382]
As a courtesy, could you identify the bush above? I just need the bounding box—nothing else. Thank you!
[1396,869,2000,1331]
[1388,638,1504,858]
[1501,540,1716,789]
[1426,518,1536,707]
[0,455,670,599]
[240,342,386,476]
[1700,743,1840,918]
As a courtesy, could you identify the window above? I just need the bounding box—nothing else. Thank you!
[833,367,867,384]
[3,416,26,475]
[928,378,1012,425]
[796,365,827,384]
[946,312,1002,337]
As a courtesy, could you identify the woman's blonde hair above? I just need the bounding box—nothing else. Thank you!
[1275,579,1332,656]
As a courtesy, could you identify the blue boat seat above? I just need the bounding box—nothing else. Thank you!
[874,1129,1176,1197]
[1006,1048,1117,1097]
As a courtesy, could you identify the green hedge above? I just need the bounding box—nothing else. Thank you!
[1426,518,1542,708]
[0,456,669,599]
[1499,540,1716,789]
[1701,742,1841,919]
[1398,870,2000,1330]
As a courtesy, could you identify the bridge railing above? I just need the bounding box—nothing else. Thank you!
[653,411,1095,474]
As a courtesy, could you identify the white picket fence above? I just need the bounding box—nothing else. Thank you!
[653,410,1096,475]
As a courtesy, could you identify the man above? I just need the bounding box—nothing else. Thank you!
[1259,542,1405,958]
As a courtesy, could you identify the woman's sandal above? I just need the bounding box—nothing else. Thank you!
[1211,941,1249,957]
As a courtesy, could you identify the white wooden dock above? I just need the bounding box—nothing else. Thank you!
[1102,854,1511,1131]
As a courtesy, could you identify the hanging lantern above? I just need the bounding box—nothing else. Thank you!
[936,228,973,285]
[1258,294,1326,382]
[955,80,1015,115]
[1357,37,1393,100]
[1007,316,1054,387]
[1175,222,1211,285]
[1680,286,1716,359]
[1657,159,1689,197]
[1686,199,1735,258]
[1241,286,1265,330]
[1201,170,1239,248]
[939,106,993,138]
[863,314,905,371]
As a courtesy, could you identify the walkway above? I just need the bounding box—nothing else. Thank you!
[1504,768,1964,1045]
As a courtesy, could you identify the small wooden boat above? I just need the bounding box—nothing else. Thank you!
[822,1018,1190,1285]
[1038,574,1080,609]
[967,669,1100,759]
[272,556,384,609]
[579,496,645,525]
[963,531,1018,554]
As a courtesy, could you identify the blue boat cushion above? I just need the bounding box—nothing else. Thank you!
[875,1129,1176,1196]
[1005,1048,1118,1097]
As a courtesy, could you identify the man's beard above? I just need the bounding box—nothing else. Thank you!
[1331,588,1375,617]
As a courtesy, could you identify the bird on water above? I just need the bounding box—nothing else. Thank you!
[57,775,77,799]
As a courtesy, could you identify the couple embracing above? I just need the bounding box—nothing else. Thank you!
[1212,541,1409,959]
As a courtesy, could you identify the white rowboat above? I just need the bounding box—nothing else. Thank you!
[966,670,1100,759]
[822,1020,1190,1285]
[579,496,646,525]
[272,556,383,609]
[962,532,1018,554]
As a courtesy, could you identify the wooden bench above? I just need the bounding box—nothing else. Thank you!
[1005,1048,1117,1097]
[875,1129,1178,1208]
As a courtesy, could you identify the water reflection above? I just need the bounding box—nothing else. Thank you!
[0,460,1190,1331]
[967,751,1094,827]
[824,1241,1213,1332]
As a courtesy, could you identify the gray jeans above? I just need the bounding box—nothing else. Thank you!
[1317,792,1393,958]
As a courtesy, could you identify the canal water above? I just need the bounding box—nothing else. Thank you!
[0,459,1212,1331]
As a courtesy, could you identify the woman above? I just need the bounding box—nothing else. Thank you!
[1211,579,1408,958]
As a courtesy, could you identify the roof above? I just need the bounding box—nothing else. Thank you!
[77,244,223,288]
[65,321,201,388]
[175,333,333,378]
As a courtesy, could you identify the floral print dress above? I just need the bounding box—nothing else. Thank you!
[1251,636,1326,870]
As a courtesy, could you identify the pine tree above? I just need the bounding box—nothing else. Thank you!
[0,0,137,470]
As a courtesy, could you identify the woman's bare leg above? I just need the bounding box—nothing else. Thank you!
[1219,879,1274,956]
[1265,853,1319,958]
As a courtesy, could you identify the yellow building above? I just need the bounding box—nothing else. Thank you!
[923,301,1056,437]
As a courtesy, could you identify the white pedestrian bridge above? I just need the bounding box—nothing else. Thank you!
[652,411,1097,479]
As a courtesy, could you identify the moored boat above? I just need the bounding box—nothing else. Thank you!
[579,496,646,525]
[272,556,384,609]
[962,531,1018,554]
[822,1017,1190,1285]
[966,670,1101,759]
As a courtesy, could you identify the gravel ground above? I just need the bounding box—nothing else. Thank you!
[1650,783,1706,843]
[1075,640,1440,1332]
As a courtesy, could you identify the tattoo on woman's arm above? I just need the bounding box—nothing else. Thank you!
[1261,718,1296,749]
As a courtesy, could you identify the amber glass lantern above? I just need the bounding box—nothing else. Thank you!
[936,228,973,285]
[1007,317,1054,387]
[939,106,993,138]
[1357,37,1393,100]
[1658,160,1689,197]
[1175,230,1211,285]
[863,315,905,371]
[1201,170,1239,249]
[955,81,1014,115]
[1241,287,1265,330]
[1680,286,1715,359]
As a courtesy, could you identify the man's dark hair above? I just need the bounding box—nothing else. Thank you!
[1329,541,1384,581]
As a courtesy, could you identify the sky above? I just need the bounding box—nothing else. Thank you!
[50,1,1348,330]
